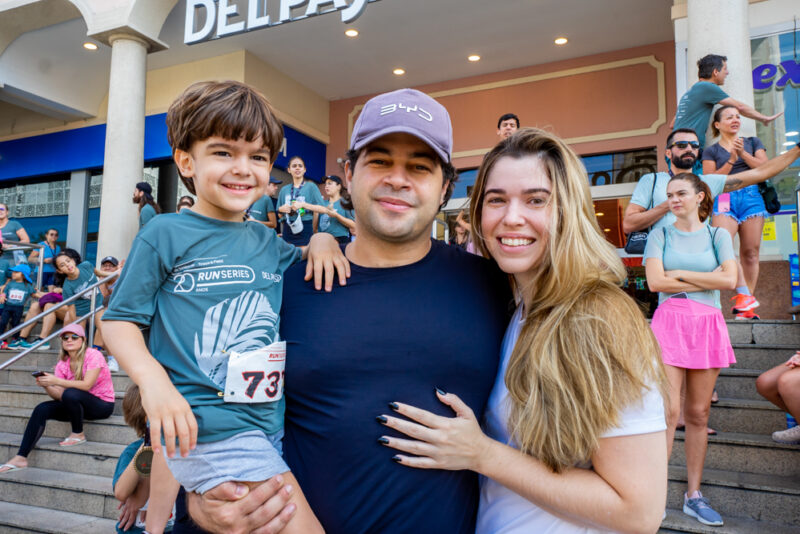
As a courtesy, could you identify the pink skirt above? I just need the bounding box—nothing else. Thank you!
[650,298,736,369]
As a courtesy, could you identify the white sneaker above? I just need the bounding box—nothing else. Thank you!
[106,355,120,372]
[772,424,800,444]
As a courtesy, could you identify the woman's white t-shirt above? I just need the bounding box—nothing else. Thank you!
[476,305,667,534]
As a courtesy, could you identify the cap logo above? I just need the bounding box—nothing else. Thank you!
[380,103,433,122]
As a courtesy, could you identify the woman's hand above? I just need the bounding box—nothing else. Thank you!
[140,378,198,458]
[36,373,60,387]
[117,496,146,531]
[786,352,800,368]
[731,137,744,157]
[378,390,493,472]
[304,233,350,292]
[278,205,292,214]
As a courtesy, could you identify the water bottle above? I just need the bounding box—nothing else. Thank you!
[787,413,797,429]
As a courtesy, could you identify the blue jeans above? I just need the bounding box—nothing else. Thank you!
[713,185,767,223]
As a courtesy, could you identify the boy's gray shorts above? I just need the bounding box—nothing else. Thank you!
[164,429,288,494]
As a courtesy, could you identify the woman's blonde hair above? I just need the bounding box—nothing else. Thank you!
[59,334,88,381]
[470,128,667,472]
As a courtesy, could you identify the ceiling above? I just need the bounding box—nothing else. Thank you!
[151,0,675,100]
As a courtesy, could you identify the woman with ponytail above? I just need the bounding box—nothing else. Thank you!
[380,128,669,533]
[644,172,737,526]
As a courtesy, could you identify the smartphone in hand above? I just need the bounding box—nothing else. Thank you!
[31,371,46,378]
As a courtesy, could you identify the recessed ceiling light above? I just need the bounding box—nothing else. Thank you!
[345,28,359,38]
[783,141,796,146]
[83,42,98,51]
[468,55,481,62]
[603,228,611,232]
[595,212,604,217]
[785,131,798,137]
[393,68,405,76]
[554,37,568,45]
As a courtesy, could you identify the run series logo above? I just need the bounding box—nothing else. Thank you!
[170,256,278,293]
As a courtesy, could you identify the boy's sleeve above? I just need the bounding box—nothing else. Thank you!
[644,227,665,261]
[629,173,655,209]
[103,237,168,326]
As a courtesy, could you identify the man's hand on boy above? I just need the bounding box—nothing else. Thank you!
[141,378,198,458]
[305,233,350,292]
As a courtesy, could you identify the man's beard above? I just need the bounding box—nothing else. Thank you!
[671,153,696,170]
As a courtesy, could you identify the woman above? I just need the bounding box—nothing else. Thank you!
[702,105,768,320]
[645,173,737,526]
[449,209,471,250]
[277,156,325,246]
[756,350,800,444]
[0,202,30,262]
[28,227,61,288]
[297,175,355,244]
[381,129,668,533]
[54,249,108,358]
[0,323,115,473]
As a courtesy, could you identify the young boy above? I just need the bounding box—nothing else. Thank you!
[103,81,336,533]
[0,265,36,349]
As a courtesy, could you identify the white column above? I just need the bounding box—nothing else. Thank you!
[687,0,756,137]
[66,169,90,257]
[97,33,148,264]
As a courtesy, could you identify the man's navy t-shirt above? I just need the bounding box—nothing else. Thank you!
[281,239,511,534]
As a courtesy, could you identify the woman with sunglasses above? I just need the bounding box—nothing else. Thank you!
[0,323,115,473]
[702,105,768,320]
[28,228,61,288]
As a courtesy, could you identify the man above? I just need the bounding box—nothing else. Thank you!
[497,112,519,140]
[671,54,782,147]
[623,128,800,315]
[132,182,160,229]
[182,89,512,533]
[249,177,283,229]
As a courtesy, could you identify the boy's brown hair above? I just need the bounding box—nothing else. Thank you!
[166,80,284,194]
[122,384,148,438]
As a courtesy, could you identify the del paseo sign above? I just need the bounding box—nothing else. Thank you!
[185,0,381,44]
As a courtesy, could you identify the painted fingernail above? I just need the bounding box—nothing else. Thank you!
[392,455,402,463]
[388,402,399,410]
[284,484,293,494]
[376,415,388,423]
[435,387,447,396]
[377,437,389,445]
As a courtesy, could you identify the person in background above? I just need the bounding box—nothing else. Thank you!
[0,265,36,349]
[114,384,178,534]
[702,105,768,320]
[297,175,355,244]
[0,202,30,263]
[176,195,195,212]
[28,228,61,288]
[0,323,114,473]
[671,54,781,147]
[645,173,737,527]
[248,178,282,230]
[277,156,325,246]
[133,182,160,229]
[496,113,519,141]
[449,209,471,250]
[93,256,123,372]
[756,351,800,444]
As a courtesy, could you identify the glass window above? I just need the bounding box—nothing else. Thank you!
[581,148,657,186]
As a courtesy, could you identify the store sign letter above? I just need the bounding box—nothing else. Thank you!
[185,0,380,44]
[752,60,800,90]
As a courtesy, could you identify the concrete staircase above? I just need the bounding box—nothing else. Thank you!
[660,320,800,533]
[0,347,135,533]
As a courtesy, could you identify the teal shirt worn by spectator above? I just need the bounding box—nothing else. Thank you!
[62,261,103,316]
[278,181,324,222]
[644,224,735,309]
[629,172,727,232]
[319,199,354,239]
[3,280,34,307]
[0,258,11,285]
[249,195,275,223]
[674,81,729,147]
[103,210,302,443]
[1,220,25,261]
[139,204,157,229]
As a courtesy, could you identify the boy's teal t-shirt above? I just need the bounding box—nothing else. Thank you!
[62,261,103,316]
[278,182,324,222]
[103,210,302,443]
[319,199,354,239]
[4,280,33,306]
[644,224,735,309]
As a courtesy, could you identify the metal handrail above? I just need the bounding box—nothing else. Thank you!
[0,271,119,371]
[2,240,45,290]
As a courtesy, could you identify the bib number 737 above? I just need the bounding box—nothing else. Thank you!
[224,341,286,403]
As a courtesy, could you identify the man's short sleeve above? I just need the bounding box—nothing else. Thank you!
[700,82,729,105]
[103,237,168,326]
[644,227,666,262]
[701,174,727,199]
[713,228,736,264]
[630,173,656,209]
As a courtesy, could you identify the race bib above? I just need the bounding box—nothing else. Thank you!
[7,289,24,302]
[224,341,286,403]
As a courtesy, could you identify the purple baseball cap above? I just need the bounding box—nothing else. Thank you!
[350,88,453,163]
